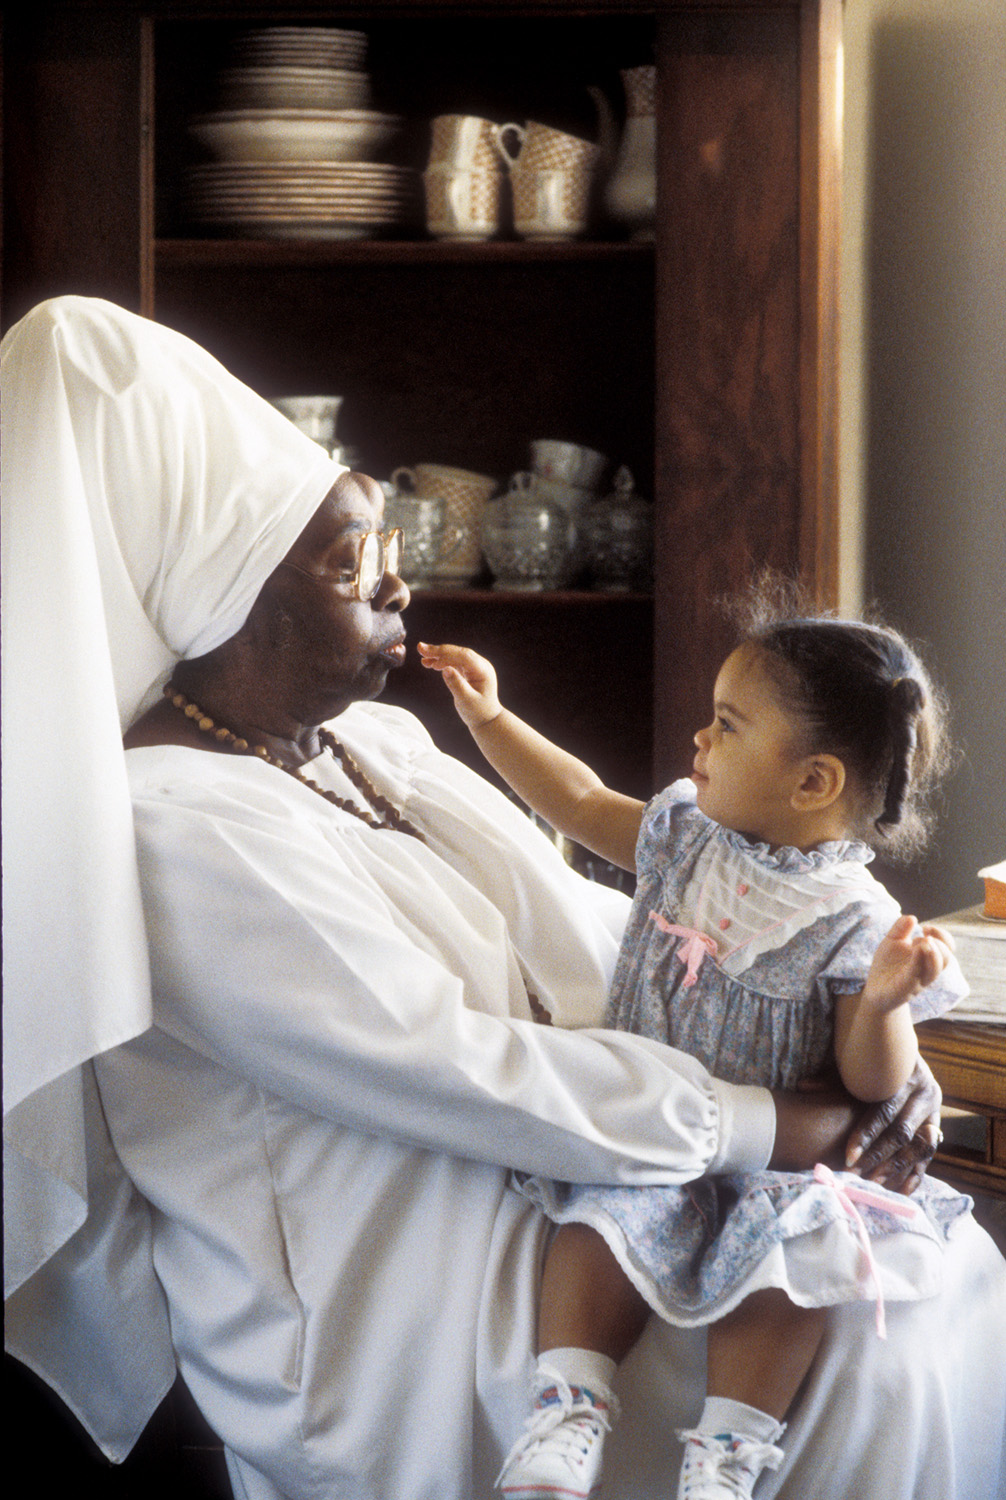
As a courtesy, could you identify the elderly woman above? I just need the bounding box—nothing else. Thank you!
[2,298,1004,1500]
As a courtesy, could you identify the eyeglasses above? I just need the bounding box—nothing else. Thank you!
[279,528,404,602]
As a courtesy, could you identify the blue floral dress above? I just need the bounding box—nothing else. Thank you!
[520,781,972,1326]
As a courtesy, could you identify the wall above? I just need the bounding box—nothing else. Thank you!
[840,0,1006,916]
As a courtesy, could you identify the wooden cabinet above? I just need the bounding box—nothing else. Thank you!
[2,1,842,1481]
[2,0,842,804]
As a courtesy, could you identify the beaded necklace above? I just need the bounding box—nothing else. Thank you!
[163,684,425,842]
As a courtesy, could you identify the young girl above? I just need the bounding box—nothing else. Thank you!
[419,608,971,1500]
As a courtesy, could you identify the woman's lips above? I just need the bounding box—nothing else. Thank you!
[380,639,407,666]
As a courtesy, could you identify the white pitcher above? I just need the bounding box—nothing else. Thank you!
[590,65,657,241]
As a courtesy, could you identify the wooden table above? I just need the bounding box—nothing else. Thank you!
[917,1020,1006,1198]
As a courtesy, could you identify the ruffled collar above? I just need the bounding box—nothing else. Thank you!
[668,777,874,874]
[718,821,875,874]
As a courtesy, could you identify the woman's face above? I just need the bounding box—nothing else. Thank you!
[257,472,410,725]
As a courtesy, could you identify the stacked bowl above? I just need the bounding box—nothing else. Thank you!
[185,27,418,239]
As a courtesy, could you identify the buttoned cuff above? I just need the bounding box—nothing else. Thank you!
[706,1080,776,1174]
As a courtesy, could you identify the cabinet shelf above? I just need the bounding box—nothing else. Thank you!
[154,237,655,268]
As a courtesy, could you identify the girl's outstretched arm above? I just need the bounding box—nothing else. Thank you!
[833,915,954,1102]
[418,642,644,871]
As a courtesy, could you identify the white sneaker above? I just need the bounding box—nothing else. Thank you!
[676,1429,785,1499]
[497,1367,620,1499]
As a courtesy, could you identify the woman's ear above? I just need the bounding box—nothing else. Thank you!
[791,754,846,811]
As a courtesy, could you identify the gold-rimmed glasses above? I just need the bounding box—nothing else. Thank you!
[279,528,404,602]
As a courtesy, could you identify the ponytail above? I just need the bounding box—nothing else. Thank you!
[875,676,925,834]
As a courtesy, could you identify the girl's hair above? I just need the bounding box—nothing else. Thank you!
[729,578,953,861]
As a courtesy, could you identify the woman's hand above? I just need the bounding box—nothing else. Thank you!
[417,642,502,731]
[844,1056,942,1195]
[770,1057,942,1195]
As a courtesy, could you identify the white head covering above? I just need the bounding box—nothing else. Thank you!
[2,297,345,1447]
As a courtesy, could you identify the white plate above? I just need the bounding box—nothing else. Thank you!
[189,110,401,164]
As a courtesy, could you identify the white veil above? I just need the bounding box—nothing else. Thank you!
[1,296,346,1454]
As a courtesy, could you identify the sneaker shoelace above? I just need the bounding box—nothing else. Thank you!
[678,1430,785,1499]
[496,1369,618,1488]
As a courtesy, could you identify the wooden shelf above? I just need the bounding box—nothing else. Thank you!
[155,237,654,267]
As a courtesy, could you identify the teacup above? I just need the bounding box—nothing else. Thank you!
[422,164,501,241]
[391,463,498,584]
[428,114,502,172]
[494,122,600,241]
[531,439,607,490]
[494,121,599,174]
[510,165,595,240]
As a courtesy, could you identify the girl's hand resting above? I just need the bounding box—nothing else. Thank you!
[862,915,956,1014]
[418,643,503,731]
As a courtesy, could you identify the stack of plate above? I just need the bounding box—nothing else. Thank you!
[185,26,418,239]
[229,26,369,71]
[215,66,371,112]
[184,162,418,240]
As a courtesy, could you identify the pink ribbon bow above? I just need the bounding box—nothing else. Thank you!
[813,1162,919,1338]
[648,911,718,987]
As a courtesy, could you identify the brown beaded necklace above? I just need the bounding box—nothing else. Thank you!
[163,683,425,842]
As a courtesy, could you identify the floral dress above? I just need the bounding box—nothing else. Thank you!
[520,781,973,1327]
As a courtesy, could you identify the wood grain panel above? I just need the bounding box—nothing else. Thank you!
[2,8,144,329]
[653,6,803,779]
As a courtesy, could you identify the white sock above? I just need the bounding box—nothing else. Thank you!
[537,1346,618,1397]
[695,1395,784,1446]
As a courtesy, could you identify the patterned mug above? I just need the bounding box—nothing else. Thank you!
[422,164,502,241]
[391,463,498,584]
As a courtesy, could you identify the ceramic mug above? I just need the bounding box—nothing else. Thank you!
[428,114,502,172]
[531,439,607,490]
[510,164,596,240]
[494,120,599,174]
[391,463,497,584]
[422,164,501,241]
[493,122,599,239]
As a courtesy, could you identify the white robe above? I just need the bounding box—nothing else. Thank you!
[90,702,1005,1500]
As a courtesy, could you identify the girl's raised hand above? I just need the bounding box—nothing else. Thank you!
[417,643,503,731]
[862,915,955,1015]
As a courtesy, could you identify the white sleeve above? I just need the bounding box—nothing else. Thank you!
[130,771,774,1187]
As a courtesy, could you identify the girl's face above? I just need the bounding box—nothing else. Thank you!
[691,644,810,847]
